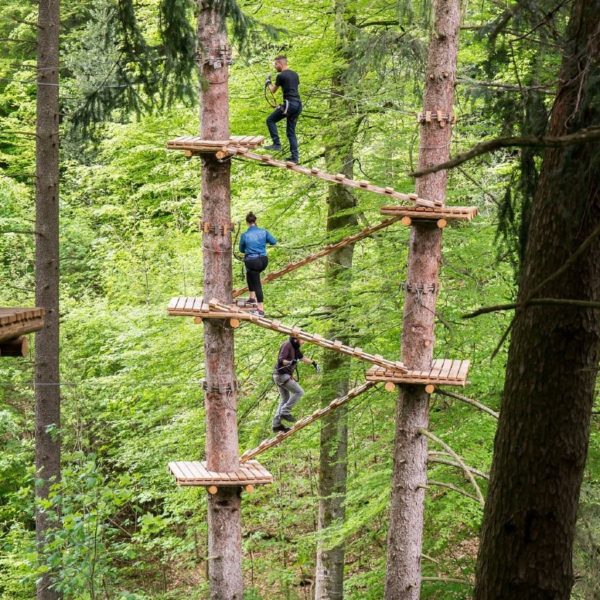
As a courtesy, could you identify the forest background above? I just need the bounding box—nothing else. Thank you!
[0,0,598,598]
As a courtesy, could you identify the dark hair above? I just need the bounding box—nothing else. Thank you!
[246,211,257,224]
[274,55,287,62]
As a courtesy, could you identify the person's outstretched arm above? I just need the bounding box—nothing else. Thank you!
[266,230,277,246]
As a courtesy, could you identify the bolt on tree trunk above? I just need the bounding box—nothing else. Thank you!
[197,3,242,598]
[35,1,61,598]
[474,1,600,597]
[384,0,461,598]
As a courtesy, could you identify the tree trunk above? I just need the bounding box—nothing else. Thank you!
[474,2,600,598]
[197,3,242,598]
[35,1,61,599]
[314,5,359,598]
[384,1,461,598]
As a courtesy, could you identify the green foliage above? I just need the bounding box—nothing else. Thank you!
[0,0,597,597]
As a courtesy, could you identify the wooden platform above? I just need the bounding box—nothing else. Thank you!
[0,307,45,343]
[379,205,478,228]
[168,460,272,490]
[167,296,407,372]
[167,135,440,208]
[240,382,376,462]
[366,359,470,389]
[167,135,265,154]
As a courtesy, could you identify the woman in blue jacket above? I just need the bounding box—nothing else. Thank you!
[239,212,277,316]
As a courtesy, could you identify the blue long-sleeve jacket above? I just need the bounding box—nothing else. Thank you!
[239,225,277,256]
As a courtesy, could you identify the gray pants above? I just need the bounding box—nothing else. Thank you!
[272,373,304,427]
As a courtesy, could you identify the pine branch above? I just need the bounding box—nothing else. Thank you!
[428,456,490,480]
[420,480,482,504]
[465,298,600,318]
[409,127,600,177]
[434,389,499,419]
[422,576,473,585]
[419,429,485,506]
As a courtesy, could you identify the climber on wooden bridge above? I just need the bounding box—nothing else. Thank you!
[272,334,320,433]
[239,211,277,317]
[264,55,302,163]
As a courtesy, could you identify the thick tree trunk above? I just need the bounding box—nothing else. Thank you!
[384,1,461,598]
[35,1,61,599]
[314,5,358,598]
[197,3,242,598]
[474,2,600,598]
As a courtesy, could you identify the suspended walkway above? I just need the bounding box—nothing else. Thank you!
[165,133,476,492]
[167,135,441,208]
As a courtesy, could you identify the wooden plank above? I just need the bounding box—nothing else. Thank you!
[448,360,461,380]
[439,359,453,381]
[175,461,196,481]
[457,360,470,382]
[168,462,185,480]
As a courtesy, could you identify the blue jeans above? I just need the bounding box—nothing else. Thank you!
[272,373,304,427]
[266,100,302,161]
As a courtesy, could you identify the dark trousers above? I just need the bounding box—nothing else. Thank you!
[245,255,268,302]
[266,100,302,161]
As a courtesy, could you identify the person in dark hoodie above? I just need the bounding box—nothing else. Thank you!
[272,335,319,432]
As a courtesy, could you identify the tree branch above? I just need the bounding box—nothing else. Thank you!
[422,576,473,585]
[356,19,402,28]
[435,389,499,419]
[421,480,482,504]
[465,298,600,318]
[419,429,485,506]
[428,456,490,480]
[409,127,600,177]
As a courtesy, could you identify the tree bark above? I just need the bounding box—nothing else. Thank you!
[474,2,600,598]
[384,1,461,598]
[197,3,242,598]
[35,1,61,599]
[314,4,359,598]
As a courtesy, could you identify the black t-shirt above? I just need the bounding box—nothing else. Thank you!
[275,69,301,102]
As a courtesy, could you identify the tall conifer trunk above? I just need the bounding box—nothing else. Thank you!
[35,0,61,598]
[474,2,600,597]
[384,1,461,597]
[197,3,242,598]
[314,4,359,598]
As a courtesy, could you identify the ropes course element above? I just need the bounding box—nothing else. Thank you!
[167,136,441,208]
[240,381,378,462]
[168,296,408,372]
[232,215,404,298]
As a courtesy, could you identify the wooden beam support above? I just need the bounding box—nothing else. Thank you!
[0,336,29,357]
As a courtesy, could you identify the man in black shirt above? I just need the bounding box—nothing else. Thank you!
[265,55,302,163]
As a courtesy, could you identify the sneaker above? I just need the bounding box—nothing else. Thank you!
[281,413,296,423]
[264,144,282,152]
[244,298,257,306]
[272,424,291,433]
[285,157,299,164]
[250,309,265,317]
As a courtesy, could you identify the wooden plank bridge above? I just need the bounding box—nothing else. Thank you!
[232,216,403,298]
[167,135,442,208]
[168,296,407,372]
